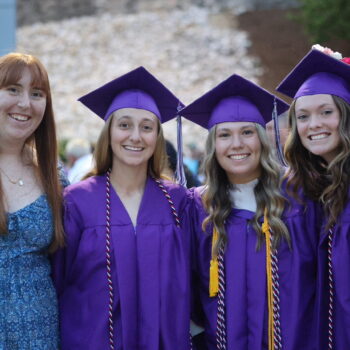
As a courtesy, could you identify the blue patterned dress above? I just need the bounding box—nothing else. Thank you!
[0,195,59,350]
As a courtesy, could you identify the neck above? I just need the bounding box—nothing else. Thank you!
[229,175,260,185]
[110,164,148,195]
[0,142,26,160]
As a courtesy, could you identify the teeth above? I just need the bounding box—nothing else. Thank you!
[124,146,143,151]
[10,114,30,121]
[310,133,328,140]
[230,154,248,160]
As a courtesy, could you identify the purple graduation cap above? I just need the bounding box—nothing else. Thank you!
[276,49,350,104]
[78,66,188,185]
[179,74,289,129]
[78,66,184,122]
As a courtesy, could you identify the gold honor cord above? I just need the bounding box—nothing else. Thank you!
[209,227,219,297]
[262,210,275,350]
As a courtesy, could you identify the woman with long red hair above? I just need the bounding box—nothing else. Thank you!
[0,53,65,348]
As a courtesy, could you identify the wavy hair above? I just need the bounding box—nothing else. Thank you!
[285,95,350,230]
[202,123,290,257]
[85,113,167,179]
[0,53,64,252]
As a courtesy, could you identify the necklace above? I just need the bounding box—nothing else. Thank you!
[0,167,24,186]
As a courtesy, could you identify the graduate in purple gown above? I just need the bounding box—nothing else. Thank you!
[276,46,350,349]
[180,74,319,350]
[52,67,191,350]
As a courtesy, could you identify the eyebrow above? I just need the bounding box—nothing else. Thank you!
[217,127,231,132]
[6,83,21,88]
[217,125,255,132]
[296,103,335,111]
[116,115,132,120]
[7,83,44,90]
[117,115,156,123]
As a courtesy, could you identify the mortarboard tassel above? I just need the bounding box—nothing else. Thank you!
[272,98,288,167]
[175,103,187,187]
[209,227,219,297]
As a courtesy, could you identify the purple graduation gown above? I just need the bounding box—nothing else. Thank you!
[52,175,191,350]
[190,187,319,350]
[317,199,350,349]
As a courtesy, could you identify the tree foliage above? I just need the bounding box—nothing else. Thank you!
[297,0,350,42]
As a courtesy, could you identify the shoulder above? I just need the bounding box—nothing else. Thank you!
[280,183,321,222]
[154,178,192,212]
[188,185,206,202]
[156,178,189,199]
[159,178,186,192]
[64,175,105,202]
[187,186,207,216]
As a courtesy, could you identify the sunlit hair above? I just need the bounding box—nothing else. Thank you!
[0,52,64,251]
[285,95,350,230]
[202,123,290,257]
[85,112,167,179]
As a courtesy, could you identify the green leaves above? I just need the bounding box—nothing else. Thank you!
[297,0,350,42]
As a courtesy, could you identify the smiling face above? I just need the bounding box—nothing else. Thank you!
[215,121,262,184]
[0,68,46,146]
[295,94,341,163]
[110,107,159,172]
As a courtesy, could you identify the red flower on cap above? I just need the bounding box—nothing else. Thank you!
[341,57,350,65]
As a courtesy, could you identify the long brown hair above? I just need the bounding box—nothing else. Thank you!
[85,113,167,179]
[285,95,350,230]
[202,123,289,257]
[0,53,64,252]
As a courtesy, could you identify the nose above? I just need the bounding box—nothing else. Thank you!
[17,92,30,109]
[230,134,243,149]
[308,114,322,129]
[129,127,141,142]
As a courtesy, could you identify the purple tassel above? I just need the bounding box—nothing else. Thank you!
[176,103,187,187]
[272,98,288,167]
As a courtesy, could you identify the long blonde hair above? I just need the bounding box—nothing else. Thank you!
[85,113,167,179]
[285,95,350,230]
[202,123,290,257]
[0,53,64,252]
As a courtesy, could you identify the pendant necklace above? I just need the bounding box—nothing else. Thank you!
[0,167,24,186]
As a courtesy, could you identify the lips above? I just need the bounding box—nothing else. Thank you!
[229,153,249,160]
[308,132,330,140]
[123,145,144,151]
[9,113,30,122]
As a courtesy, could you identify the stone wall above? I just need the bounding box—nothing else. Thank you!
[17,0,96,26]
[17,0,299,27]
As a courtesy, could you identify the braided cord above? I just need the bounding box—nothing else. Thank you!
[270,235,282,350]
[327,227,334,350]
[106,170,115,349]
[262,212,282,350]
[216,246,227,350]
[153,178,180,227]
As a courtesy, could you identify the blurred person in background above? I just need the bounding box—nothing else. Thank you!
[65,137,93,183]
[265,111,289,151]
[183,143,202,175]
[164,139,201,188]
